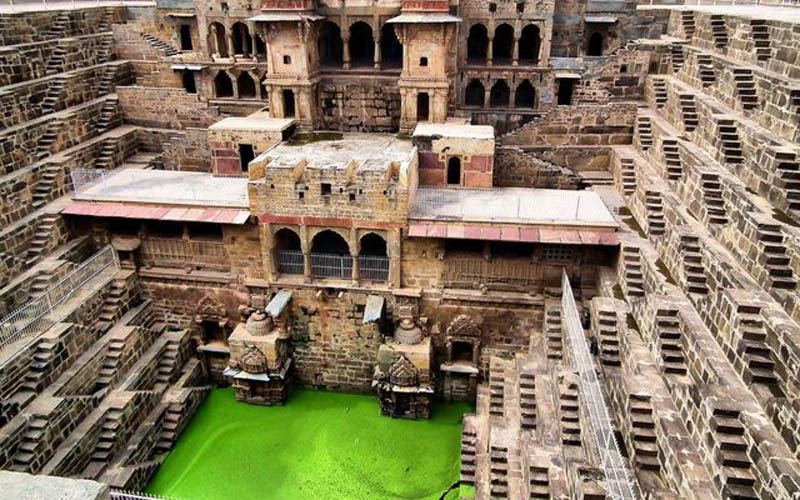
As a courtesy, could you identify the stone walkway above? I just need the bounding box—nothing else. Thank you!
[0,0,153,14]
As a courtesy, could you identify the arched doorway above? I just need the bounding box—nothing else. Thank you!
[515,80,535,108]
[447,157,462,185]
[465,79,485,107]
[282,89,295,117]
[519,25,541,64]
[417,92,430,121]
[490,80,510,107]
[318,21,343,67]
[274,228,303,275]
[311,230,352,278]
[587,32,604,56]
[467,24,488,64]
[493,24,514,65]
[208,22,227,58]
[349,22,375,67]
[381,24,403,68]
[214,71,233,97]
[232,22,252,56]
[237,72,256,98]
[359,233,389,281]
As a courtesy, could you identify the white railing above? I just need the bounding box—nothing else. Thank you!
[107,490,178,500]
[645,0,800,5]
[311,252,353,279]
[70,168,108,194]
[0,246,119,352]
[277,249,304,275]
[561,270,638,500]
[359,255,390,281]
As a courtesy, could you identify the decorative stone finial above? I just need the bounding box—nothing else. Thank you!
[395,317,422,345]
[246,310,272,336]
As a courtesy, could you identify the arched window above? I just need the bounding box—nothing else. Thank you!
[417,92,430,121]
[282,89,295,117]
[311,230,352,278]
[381,24,403,68]
[274,228,303,275]
[214,71,233,98]
[467,24,488,64]
[587,32,604,56]
[447,157,462,185]
[232,22,252,56]
[208,22,227,58]
[493,24,514,65]
[318,21,343,67]
[490,80,510,107]
[349,22,374,67]
[519,25,541,64]
[515,80,535,108]
[465,79,485,107]
[237,72,256,98]
[359,233,389,281]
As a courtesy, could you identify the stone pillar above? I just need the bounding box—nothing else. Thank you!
[374,35,381,70]
[226,30,235,60]
[210,24,220,58]
[512,34,519,66]
[262,223,276,281]
[350,227,359,284]
[301,225,312,283]
[389,227,401,288]
[343,36,351,69]
[510,86,516,108]
[484,85,492,107]
[232,72,239,99]
[487,36,493,67]
[293,88,301,120]
[351,252,360,284]
[255,75,262,100]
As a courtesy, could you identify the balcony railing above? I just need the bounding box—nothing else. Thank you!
[140,238,230,272]
[359,255,390,281]
[277,250,304,275]
[443,256,538,291]
[311,252,353,279]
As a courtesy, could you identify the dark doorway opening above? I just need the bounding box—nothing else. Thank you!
[452,341,474,363]
[182,70,196,94]
[381,24,403,68]
[239,144,255,172]
[465,79,484,107]
[238,72,256,98]
[318,21,344,67]
[519,25,540,64]
[202,320,224,343]
[283,89,295,117]
[587,32,604,56]
[447,157,461,185]
[490,80,510,107]
[417,92,430,121]
[179,25,192,50]
[493,24,514,65]
[515,80,535,108]
[557,79,575,105]
[349,22,375,67]
[467,24,488,64]
[232,22,252,56]
[214,71,233,97]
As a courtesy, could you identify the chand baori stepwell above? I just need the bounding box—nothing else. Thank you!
[2,0,800,498]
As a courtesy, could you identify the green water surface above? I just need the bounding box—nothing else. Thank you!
[146,388,472,500]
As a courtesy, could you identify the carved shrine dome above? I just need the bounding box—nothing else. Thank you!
[388,356,418,387]
[394,318,423,345]
[239,345,268,374]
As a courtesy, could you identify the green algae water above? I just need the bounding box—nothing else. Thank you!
[146,388,472,500]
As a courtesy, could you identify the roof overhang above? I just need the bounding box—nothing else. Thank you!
[408,222,618,246]
[62,201,251,225]
[246,12,325,22]
[584,15,618,23]
[555,72,582,79]
[386,13,461,24]
[165,12,196,18]
[171,64,204,71]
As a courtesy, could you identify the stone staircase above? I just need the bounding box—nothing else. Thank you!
[25,212,61,265]
[596,308,621,366]
[656,310,687,376]
[36,119,64,160]
[661,138,683,180]
[700,171,728,225]
[96,281,127,332]
[636,115,653,152]
[750,20,772,62]
[645,190,666,236]
[733,305,778,386]
[732,68,758,111]
[558,377,580,446]
[681,11,696,37]
[489,362,505,418]
[652,78,667,108]
[755,220,797,290]
[619,157,636,196]
[96,96,118,134]
[45,12,70,40]
[20,340,59,392]
[678,93,699,132]
[544,305,563,361]
[45,45,67,75]
[460,427,478,487]
[680,234,709,295]
[710,410,758,500]
[28,268,54,297]
[670,43,685,71]
[716,118,744,164]
[628,395,660,472]
[622,246,645,297]
[697,54,716,87]
[156,339,181,385]
[12,415,48,471]
[40,77,66,115]
[710,15,728,49]
[97,64,117,95]
[518,371,537,430]
[95,137,118,169]
[92,408,123,463]
[772,149,800,212]
[139,32,180,57]
[96,339,126,389]
[31,165,62,211]
[97,10,112,33]
[528,464,549,499]
[489,444,509,498]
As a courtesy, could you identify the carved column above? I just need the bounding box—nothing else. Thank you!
[301,225,312,283]
[226,28,235,60]
[210,24,220,58]
[343,36,351,69]
[389,227,401,288]
[350,227,359,284]
[512,34,519,66]
[487,36,493,67]
[374,34,381,70]
[231,72,239,99]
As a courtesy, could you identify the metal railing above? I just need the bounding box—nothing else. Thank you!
[311,252,353,279]
[561,270,638,500]
[107,490,178,500]
[70,168,108,194]
[140,238,230,272]
[0,246,118,352]
[277,249,304,275]
[359,255,390,281]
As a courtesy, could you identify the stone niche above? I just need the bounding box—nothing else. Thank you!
[224,291,294,405]
[373,309,434,420]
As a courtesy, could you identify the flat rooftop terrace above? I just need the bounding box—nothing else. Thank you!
[638,4,800,23]
[261,133,416,172]
[72,169,249,208]
[410,187,617,228]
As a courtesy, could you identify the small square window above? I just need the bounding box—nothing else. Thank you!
[489,3,497,13]
[283,55,291,64]
[349,193,356,202]
[321,183,332,196]
[620,64,628,73]
[298,191,304,199]
[420,57,428,67]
